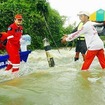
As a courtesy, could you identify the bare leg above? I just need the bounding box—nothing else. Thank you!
[74,52,79,61]
[82,54,85,61]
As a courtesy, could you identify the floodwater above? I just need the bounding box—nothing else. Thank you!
[0,48,105,105]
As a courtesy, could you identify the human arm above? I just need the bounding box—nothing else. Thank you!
[61,29,84,44]
[6,25,15,39]
[61,22,90,44]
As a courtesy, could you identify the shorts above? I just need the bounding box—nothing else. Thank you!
[75,40,87,54]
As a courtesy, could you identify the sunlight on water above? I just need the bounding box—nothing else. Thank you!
[0,48,105,105]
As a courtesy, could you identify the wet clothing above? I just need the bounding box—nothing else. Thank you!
[6,22,23,69]
[66,21,105,70]
[81,49,105,70]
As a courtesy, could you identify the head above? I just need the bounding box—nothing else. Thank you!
[77,11,90,23]
[14,14,23,26]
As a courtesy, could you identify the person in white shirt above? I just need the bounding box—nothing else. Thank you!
[61,11,105,70]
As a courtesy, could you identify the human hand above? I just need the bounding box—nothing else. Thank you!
[61,35,68,44]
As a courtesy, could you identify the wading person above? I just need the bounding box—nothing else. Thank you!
[61,11,105,70]
[72,22,87,61]
[5,14,23,73]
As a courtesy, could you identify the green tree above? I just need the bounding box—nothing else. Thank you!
[0,0,74,50]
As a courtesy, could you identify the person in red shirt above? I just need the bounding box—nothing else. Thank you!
[0,32,8,50]
[5,14,23,73]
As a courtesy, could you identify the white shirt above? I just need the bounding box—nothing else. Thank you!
[66,21,104,50]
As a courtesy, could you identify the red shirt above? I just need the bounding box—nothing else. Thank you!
[7,22,23,45]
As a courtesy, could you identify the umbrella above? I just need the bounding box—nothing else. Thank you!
[89,9,105,22]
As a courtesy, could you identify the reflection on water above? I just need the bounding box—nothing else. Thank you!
[0,48,105,105]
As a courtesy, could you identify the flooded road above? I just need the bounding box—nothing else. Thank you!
[0,48,105,105]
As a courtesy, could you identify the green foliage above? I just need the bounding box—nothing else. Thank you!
[100,36,105,40]
[0,0,75,50]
